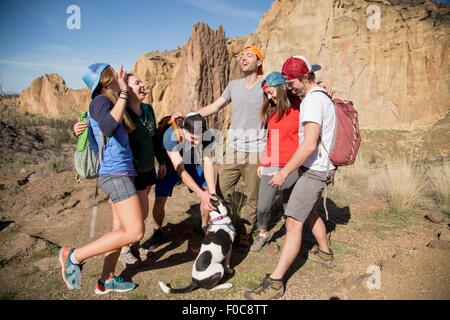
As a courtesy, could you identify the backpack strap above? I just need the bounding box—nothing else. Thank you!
[310,90,335,221]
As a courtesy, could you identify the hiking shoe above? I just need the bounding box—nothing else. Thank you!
[244,274,284,300]
[250,233,272,253]
[58,247,82,290]
[95,277,137,295]
[308,245,336,269]
[141,228,166,250]
[119,245,139,267]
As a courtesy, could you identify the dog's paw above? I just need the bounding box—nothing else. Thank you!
[225,268,235,276]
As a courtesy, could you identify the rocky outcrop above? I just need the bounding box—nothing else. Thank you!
[248,0,450,129]
[16,0,450,130]
[17,74,89,118]
[134,23,232,128]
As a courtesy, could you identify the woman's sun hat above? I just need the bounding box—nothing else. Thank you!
[82,63,110,98]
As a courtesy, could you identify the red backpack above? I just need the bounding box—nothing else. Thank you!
[313,91,361,167]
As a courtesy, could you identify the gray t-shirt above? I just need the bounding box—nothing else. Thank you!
[221,79,266,153]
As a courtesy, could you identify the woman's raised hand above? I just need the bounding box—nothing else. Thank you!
[117,64,128,92]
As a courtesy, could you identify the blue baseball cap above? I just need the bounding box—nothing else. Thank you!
[262,72,286,89]
[82,63,110,98]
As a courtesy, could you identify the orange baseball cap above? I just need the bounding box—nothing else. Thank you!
[242,46,265,75]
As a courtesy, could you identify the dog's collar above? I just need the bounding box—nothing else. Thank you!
[210,214,228,224]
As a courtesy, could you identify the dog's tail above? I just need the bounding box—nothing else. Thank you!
[159,280,199,294]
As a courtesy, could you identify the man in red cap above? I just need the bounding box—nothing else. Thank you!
[198,46,266,252]
[244,55,337,300]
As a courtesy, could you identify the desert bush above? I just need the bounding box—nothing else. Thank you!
[369,159,426,214]
[339,154,371,182]
[48,160,64,173]
[328,155,372,204]
[428,162,450,211]
[51,128,72,146]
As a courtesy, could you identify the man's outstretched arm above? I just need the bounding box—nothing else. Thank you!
[198,97,229,118]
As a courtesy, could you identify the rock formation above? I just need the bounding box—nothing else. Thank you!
[15,0,450,130]
[249,0,450,129]
[16,74,89,118]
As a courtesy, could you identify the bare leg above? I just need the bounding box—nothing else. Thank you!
[152,196,167,229]
[100,204,122,281]
[270,217,303,280]
[306,210,330,253]
[73,196,144,262]
[138,187,151,222]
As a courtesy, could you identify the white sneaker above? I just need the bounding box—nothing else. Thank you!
[250,232,272,253]
[119,245,139,267]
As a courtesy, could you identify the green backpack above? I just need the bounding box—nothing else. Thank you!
[73,112,106,238]
[74,112,105,180]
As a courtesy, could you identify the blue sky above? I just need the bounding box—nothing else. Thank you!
[1,0,449,94]
[0,0,273,93]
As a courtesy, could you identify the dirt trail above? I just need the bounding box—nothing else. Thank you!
[1,163,449,300]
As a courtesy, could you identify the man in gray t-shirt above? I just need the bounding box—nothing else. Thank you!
[221,78,266,153]
[199,46,266,251]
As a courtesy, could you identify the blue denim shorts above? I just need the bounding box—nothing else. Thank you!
[99,175,137,203]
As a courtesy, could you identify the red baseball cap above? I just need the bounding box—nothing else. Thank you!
[281,56,321,80]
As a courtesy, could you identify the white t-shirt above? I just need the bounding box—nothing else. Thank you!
[299,86,336,172]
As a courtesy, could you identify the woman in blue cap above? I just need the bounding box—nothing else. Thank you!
[59,63,143,294]
[73,71,168,267]
[249,71,302,253]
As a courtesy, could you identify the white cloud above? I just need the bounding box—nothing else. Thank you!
[177,0,261,20]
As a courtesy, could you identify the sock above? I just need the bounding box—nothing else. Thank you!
[69,251,80,265]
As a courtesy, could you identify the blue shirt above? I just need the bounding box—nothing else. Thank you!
[88,95,136,176]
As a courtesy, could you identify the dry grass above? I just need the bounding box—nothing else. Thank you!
[328,154,372,204]
[339,154,372,180]
[427,162,450,212]
[369,159,426,214]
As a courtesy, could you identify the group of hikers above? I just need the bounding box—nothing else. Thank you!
[59,46,339,300]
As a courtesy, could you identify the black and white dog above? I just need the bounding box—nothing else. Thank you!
[159,198,236,294]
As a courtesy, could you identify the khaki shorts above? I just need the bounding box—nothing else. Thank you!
[284,166,335,222]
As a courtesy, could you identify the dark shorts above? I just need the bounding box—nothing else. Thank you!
[99,175,137,204]
[134,168,157,191]
[155,164,207,197]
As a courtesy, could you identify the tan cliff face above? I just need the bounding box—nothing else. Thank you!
[15,0,450,130]
[133,23,231,127]
[16,74,90,118]
[249,0,450,129]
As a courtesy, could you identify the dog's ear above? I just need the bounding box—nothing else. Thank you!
[222,200,232,207]
[210,198,221,208]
